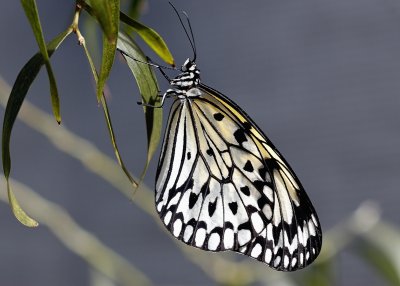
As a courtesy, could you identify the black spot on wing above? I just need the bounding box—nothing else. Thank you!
[243,160,254,172]
[238,220,252,231]
[187,152,191,160]
[224,221,234,229]
[246,205,258,214]
[228,202,238,214]
[257,195,269,210]
[206,148,214,156]
[253,180,266,192]
[213,112,224,121]
[240,186,250,196]
[208,199,217,216]
[189,192,198,209]
[233,129,247,145]
[265,158,280,170]
[242,121,252,132]
[259,166,268,181]
[187,178,194,190]
[196,220,207,230]
[201,181,210,196]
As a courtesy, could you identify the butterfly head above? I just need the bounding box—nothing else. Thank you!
[170,58,201,91]
[181,58,197,72]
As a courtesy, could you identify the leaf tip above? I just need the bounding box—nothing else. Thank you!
[7,182,39,228]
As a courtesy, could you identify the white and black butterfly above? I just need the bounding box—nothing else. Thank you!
[146,6,321,271]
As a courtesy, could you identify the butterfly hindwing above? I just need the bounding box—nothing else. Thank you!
[155,84,321,270]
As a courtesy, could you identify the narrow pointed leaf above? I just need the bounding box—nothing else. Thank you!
[21,0,61,123]
[7,184,38,227]
[120,12,174,66]
[2,28,71,226]
[79,1,173,65]
[117,32,162,179]
[81,38,138,189]
[96,34,117,102]
[90,0,119,101]
[89,0,119,42]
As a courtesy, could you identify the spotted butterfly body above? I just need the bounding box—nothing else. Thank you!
[155,58,322,271]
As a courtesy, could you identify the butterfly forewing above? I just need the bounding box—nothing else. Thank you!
[155,83,322,271]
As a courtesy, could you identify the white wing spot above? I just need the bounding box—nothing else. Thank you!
[251,243,262,258]
[306,251,310,260]
[195,228,206,247]
[291,257,297,267]
[263,186,273,202]
[311,214,318,227]
[251,213,264,233]
[183,225,193,242]
[157,202,163,212]
[284,255,289,268]
[223,229,234,249]
[263,205,272,220]
[208,233,220,251]
[274,256,281,268]
[297,225,304,247]
[238,229,252,246]
[266,223,273,240]
[287,234,298,255]
[173,219,182,237]
[164,211,172,225]
[308,219,316,236]
[265,248,272,263]
[300,253,304,265]
[275,231,283,254]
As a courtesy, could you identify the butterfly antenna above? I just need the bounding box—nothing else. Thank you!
[182,11,197,61]
[118,48,176,71]
[169,2,196,61]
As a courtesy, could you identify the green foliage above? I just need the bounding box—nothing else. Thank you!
[2,28,72,226]
[20,0,61,123]
[117,32,162,184]
[2,0,173,224]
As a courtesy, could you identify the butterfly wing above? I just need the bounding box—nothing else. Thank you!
[155,84,322,271]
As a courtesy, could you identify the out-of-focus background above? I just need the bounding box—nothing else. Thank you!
[1,0,400,285]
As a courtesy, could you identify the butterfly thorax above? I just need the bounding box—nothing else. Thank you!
[166,58,201,100]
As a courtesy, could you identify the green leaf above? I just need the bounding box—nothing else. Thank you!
[88,0,119,42]
[97,34,117,101]
[2,28,72,227]
[20,0,61,123]
[7,184,38,227]
[79,1,173,66]
[120,12,174,66]
[355,222,400,285]
[117,32,162,180]
[81,34,138,189]
[90,0,120,101]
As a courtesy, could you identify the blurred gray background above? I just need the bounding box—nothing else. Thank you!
[1,0,400,285]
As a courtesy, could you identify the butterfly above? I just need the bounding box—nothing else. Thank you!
[147,5,322,271]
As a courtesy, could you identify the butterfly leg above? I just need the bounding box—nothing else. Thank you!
[137,89,175,108]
